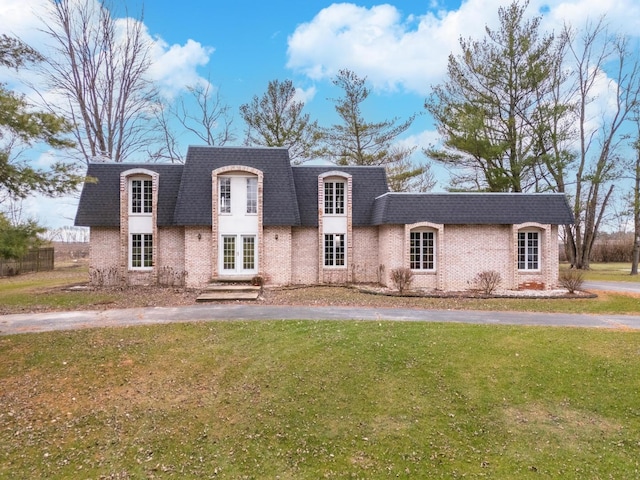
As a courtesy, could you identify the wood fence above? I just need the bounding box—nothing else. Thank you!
[0,247,55,276]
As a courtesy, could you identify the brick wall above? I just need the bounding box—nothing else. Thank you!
[351,227,379,283]
[442,225,511,290]
[291,227,319,284]
[377,225,404,287]
[375,223,559,291]
[89,227,120,270]
[263,226,292,285]
[156,227,187,286]
[184,227,212,287]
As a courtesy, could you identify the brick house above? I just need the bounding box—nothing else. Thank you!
[75,146,574,291]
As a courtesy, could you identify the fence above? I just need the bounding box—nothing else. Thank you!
[0,247,55,276]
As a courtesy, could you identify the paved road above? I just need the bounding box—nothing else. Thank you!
[1,303,639,335]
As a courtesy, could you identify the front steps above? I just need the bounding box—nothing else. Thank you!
[196,282,261,302]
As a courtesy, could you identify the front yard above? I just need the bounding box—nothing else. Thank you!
[1,260,639,316]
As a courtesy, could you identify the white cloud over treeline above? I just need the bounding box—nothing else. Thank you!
[286,0,640,95]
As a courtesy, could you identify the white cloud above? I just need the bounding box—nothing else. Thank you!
[147,37,214,99]
[0,0,214,101]
[293,85,317,104]
[287,0,640,96]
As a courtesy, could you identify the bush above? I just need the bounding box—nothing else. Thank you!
[390,267,413,294]
[471,270,502,295]
[558,269,584,294]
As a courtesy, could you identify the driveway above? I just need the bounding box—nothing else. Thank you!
[584,280,640,294]
[1,303,639,335]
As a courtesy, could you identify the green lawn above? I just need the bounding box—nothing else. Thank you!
[561,262,640,282]
[1,321,639,478]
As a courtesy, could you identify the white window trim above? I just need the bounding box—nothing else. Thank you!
[219,177,231,214]
[129,176,153,215]
[410,229,436,271]
[324,180,346,216]
[518,230,541,271]
[324,233,346,268]
[246,177,258,215]
[130,233,153,270]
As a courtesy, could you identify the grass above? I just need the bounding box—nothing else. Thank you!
[0,263,118,313]
[1,321,639,478]
[561,262,640,282]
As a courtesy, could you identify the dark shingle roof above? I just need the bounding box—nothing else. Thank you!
[74,162,183,227]
[292,166,389,226]
[75,147,574,229]
[372,193,574,225]
[174,146,300,226]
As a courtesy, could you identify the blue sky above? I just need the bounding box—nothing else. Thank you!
[1,0,640,228]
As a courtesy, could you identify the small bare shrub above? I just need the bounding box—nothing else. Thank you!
[157,266,187,287]
[558,269,584,294]
[377,264,386,285]
[390,267,413,294]
[471,270,502,295]
[90,266,119,286]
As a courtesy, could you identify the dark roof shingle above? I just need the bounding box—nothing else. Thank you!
[75,163,183,227]
[372,193,574,225]
[292,166,389,226]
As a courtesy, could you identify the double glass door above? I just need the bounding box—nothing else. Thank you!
[221,235,256,274]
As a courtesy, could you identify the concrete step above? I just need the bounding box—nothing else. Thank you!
[201,284,261,292]
[196,283,261,302]
[196,290,260,302]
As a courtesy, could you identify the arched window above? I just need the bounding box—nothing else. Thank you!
[410,229,436,271]
[517,230,540,271]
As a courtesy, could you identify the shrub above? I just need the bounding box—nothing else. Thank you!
[157,266,187,287]
[251,275,264,287]
[472,270,502,295]
[390,267,413,294]
[377,264,386,286]
[558,269,584,294]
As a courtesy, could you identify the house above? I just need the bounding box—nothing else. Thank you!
[74,146,574,291]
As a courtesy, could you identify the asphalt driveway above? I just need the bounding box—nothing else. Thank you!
[1,303,639,335]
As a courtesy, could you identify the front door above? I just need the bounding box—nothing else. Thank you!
[221,234,257,275]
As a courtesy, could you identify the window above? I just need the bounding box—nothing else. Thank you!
[518,231,539,270]
[243,236,255,270]
[131,179,152,214]
[219,177,231,213]
[246,177,257,214]
[324,181,345,215]
[131,234,153,269]
[324,234,345,267]
[410,231,435,270]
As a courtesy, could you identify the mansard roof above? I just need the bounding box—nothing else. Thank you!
[291,166,389,226]
[75,146,574,229]
[371,192,574,226]
[75,163,183,227]
[174,146,300,226]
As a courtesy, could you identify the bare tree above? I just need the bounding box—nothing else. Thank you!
[632,116,640,275]
[562,21,640,269]
[155,81,236,163]
[36,0,159,163]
